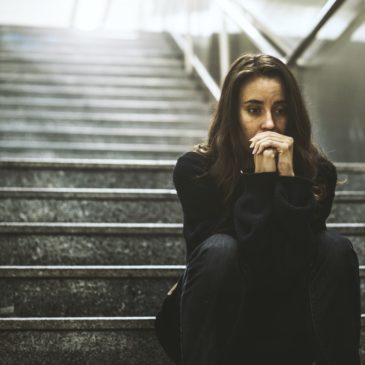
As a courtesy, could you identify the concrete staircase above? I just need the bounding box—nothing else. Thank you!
[0,25,364,363]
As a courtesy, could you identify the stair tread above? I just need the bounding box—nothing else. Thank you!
[0,186,363,199]
[0,222,182,232]
[0,141,189,152]
[0,158,364,171]
[0,316,156,330]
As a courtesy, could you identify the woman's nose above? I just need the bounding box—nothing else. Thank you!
[262,111,275,130]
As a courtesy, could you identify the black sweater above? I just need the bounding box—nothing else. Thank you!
[173,151,337,289]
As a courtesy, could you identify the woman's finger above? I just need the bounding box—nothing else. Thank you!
[251,136,293,153]
[250,131,286,142]
[250,136,291,149]
[250,132,293,147]
[254,140,292,155]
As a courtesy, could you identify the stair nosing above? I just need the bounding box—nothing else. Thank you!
[0,316,156,330]
[0,222,363,234]
[0,315,364,330]
[0,265,185,278]
[0,157,176,170]
[0,187,364,201]
[0,222,183,234]
[0,187,177,199]
[0,141,189,152]
[0,158,364,171]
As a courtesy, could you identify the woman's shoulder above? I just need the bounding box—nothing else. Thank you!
[175,151,209,172]
[177,150,207,164]
[173,151,209,184]
[315,155,337,185]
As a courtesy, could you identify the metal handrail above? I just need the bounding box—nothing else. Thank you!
[215,0,284,59]
[170,32,221,101]
[229,0,292,56]
[172,0,347,101]
[287,0,346,66]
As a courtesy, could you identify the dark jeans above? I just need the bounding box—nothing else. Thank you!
[179,232,361,365]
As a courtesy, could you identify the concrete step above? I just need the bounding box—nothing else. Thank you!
[0,45,180,58]
[0,31,174,48]
[0,159,363,189]
[0,317,174,365]
[0,83,203,100]
[0,158,175,188]
[0,35,173,51]
[1,264,365,316]
[0,315,364,364]
[0,52,183,67]
[0,110,210,129]
[0,96,208,113]
[0,187,181,223]
[0,73,195,88]
[0,63,187,78]
[0,141,187,159]
[0,106,209,120]
[336,163,365,191]
[0,265,183,317]
[0,187,363,223]
[0,222,185,265]
[330,191,365,223]
[0,222,363,265]
[0,25,172,40]
[0,125,205,145]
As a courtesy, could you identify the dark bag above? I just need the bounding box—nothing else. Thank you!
[155,275,183,365]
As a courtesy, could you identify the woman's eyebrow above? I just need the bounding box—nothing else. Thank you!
[242,99,286,104]
[242,99,262,104]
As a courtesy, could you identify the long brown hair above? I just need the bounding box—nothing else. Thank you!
[195,53,321,202]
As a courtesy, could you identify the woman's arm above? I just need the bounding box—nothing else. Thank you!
[233,157,336,287]
[173,152,232,258]
[233,172,277,286]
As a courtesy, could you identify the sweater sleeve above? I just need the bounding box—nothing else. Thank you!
[272,175,316,278]
[173,152,232,258]
[233,172,277,284]
[234,158,336,287]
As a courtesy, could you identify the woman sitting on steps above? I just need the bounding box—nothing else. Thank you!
[156,53,361,365]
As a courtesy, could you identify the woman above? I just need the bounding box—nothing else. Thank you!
[155,54,361,365]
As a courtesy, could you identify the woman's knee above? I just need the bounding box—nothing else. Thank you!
[312,230,359,277]
[188,234,240,278]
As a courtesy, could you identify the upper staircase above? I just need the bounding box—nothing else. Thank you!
[0,25,364,363]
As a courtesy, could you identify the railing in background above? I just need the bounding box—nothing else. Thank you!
[286,0,346,66]
[167,0,348,100]
[66,0,348,100]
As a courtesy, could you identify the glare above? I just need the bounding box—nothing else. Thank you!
[74,0,105,31]
[351,23,365,43]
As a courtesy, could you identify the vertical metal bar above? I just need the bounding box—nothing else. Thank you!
[101,0,113,30]
[185,0,193,74]
[138,0,144,31]
[219,14,230,85]
[69,0,80,28]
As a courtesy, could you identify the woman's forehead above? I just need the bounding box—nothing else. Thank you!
[240,76,285,101]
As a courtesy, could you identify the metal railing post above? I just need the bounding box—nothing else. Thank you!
[101,0,113,30]
[69,0,79,28]
[219,14,230,85]
[184,0,193,74]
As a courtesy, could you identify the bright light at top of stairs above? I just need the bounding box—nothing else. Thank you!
[74,0,106,31]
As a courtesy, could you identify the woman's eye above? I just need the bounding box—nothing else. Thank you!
[273,107,286,116]
[247,107,260,115]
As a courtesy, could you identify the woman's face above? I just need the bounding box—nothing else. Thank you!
[239,76,287,143]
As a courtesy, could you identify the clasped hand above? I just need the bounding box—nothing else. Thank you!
[249,131,294,176]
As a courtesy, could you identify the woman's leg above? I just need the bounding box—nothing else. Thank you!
[308,229,361,365]
[180,234,249,365]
